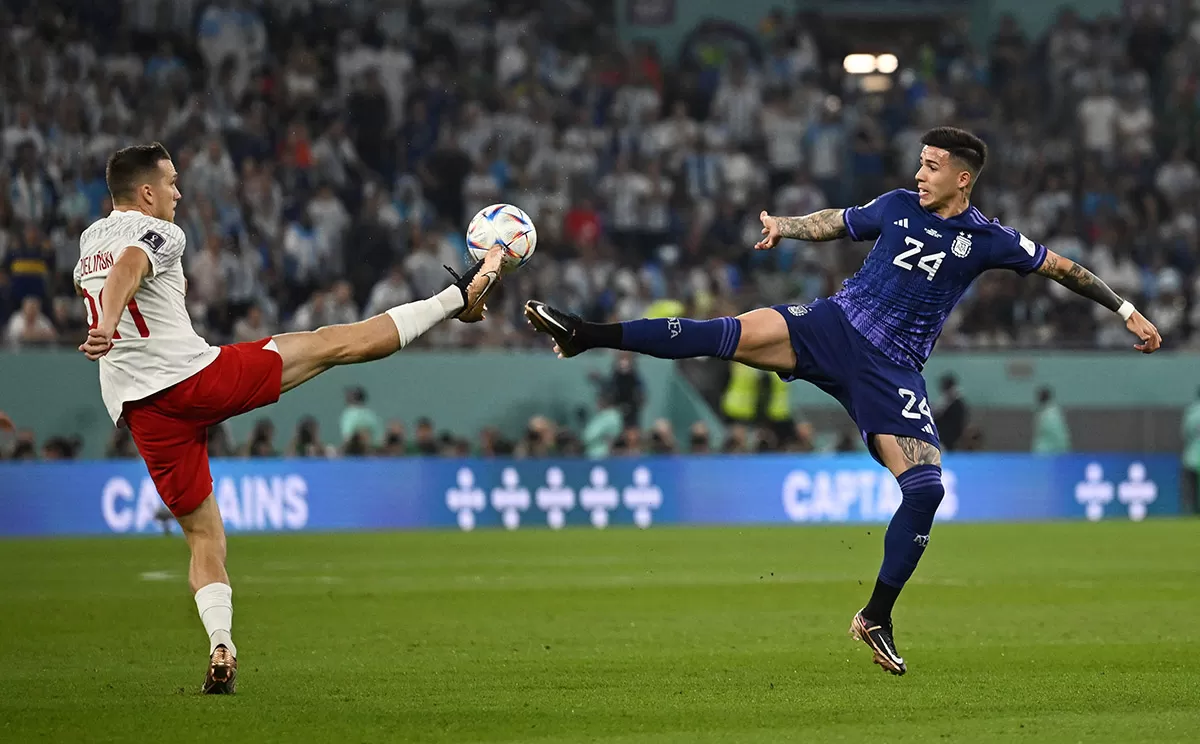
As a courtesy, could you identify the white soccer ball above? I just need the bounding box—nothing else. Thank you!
[466,203,537,271]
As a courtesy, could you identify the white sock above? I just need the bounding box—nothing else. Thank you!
[195,582,236,657]
[386,286,463,348]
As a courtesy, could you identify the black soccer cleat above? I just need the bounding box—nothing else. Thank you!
[201,645,238,694]
[523,300,585,358]
[850,610,907,675]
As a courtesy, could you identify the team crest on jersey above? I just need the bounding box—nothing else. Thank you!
[951,231,972,258]
[788,304,809,317]
[139,230,165,253]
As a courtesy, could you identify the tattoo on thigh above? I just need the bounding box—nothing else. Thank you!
[897,436,941,467]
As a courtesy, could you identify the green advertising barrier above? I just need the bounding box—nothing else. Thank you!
[0,349,723,459]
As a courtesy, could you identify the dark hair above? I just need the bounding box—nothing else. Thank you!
[921,127,988,176]
[106,142,172,202]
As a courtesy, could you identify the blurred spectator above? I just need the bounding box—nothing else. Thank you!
[51,295,87,341]
[328,280,359,326]
[688,421,711,453]
[232,304,275,343]
[1181,387,1200,514]
[4,222,53,306]
[789,421,816,453]
[343,430,371,456]
[582,391,623,458]
[648,419,677,454]
[10,429,37,460]
[5,296,57,348]
[754,424,780,453]
[519,416,558,458]
[412,417,438,455]
[721,424,748,453]
[289,416,334,458]
[934,373,970,451]
[105,427,137,459]
[41,435,81,460]
[721,362,759,426]
[380,421,408,456]
[1032,387,1071,454]
[340,386,383,450]
[208,424,235,458]
[289,288,334,332]
[594,352,645,429]
[364,264,414,318]
[243,419,277,458]
[614,425,643,456]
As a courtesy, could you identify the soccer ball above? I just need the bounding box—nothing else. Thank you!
[466,203,537,271]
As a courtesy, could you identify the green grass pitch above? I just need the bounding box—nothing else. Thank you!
[2,521,1198,743]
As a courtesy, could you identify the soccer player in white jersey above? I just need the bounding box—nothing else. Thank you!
[74,143,504,693]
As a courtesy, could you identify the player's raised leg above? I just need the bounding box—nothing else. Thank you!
[174,496,238,693]
[523,301,797,374]
[850,434,944,676]
[274,246,503,392]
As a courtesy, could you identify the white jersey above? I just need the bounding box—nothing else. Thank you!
[74,209,220,423]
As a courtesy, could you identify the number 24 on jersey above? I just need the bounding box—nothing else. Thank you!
[893,236,944,281]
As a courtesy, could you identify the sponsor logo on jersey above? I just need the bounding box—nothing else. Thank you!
[893,218,908,228]
[924,228,942,238]
[138,230,166,253]
[788,305,809,317]
[951,231,972,258]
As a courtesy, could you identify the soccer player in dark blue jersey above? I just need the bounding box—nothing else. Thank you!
[524,127,1161,675]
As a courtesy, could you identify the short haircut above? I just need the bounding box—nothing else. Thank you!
[106,142,172,202]
[921,127,988,176]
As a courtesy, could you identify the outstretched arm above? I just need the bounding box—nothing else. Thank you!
[755,209,847,249]
[1035,249,1161,353]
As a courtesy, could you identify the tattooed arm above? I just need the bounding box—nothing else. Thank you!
[1035,249,1162,353]
[1035,250,1123,310]
[755,209,847,249]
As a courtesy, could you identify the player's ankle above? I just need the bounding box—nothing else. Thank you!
[577,321,620,351]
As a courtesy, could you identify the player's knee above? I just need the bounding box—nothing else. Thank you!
[897,463,944,515]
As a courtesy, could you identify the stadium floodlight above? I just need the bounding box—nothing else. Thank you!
[843,54,876,75]
[875,54,899,74]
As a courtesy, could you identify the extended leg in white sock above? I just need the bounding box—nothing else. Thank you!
[195,582,236,657]
[385,287,464,348]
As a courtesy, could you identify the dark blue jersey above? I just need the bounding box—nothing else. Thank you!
[831,189,1047,371]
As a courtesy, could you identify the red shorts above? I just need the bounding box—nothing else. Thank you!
[124,339,283,517]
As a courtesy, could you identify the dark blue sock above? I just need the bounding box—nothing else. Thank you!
[584,317,742,361]
[865,464,945,621]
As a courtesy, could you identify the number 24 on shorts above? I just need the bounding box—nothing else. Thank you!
[80,287,150,339]
[898,388,932,422]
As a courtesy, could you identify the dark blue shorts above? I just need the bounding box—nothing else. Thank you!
[771,299,940,460]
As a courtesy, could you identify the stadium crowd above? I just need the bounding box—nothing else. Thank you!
[2,0,1198,458]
